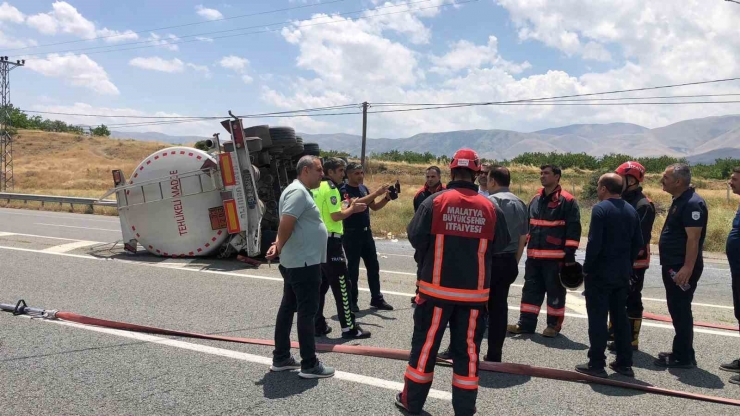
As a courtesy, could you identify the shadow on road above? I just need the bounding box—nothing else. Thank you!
[507,332,589,351]
[588,377,652,398]
[635,352,726,389]
[479,371,531,389]
[256,371,318,399]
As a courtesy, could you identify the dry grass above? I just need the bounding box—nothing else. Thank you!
[2,132,737,252]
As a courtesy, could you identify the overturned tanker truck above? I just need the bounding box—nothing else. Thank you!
[98,115,321,259]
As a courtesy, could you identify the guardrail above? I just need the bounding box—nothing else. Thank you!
[0,192,117,212]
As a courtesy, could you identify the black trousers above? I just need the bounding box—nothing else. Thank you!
[585,279,632,368]
[273,264,321,370]
[343,228,383,305]
[317,237,355,331]
[518,259,566,331]
[733,272,740,326]
[486,253,519,362]
[661,263,703,363]
[401,300,486,416]
[626,268,647,318]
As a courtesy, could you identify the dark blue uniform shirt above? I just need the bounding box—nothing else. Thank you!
[659,188,708,266]
[340,183,371,231]
[727,204,740,275]
[583,198,643,286]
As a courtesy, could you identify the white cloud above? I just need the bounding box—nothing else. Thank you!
[187,63,212,78]
[259,1,740,138]
[0,30,36,48]
[196,5,223,20]
[581,41,612,62]
[129,57,185,73]
[219,55,253,83]
[29,102,217,137]
[219,55,249,71]
[0,2,24,23]
[430,36,531,74]
[25,1,138,43]
[196,36,214,43]
[96,28,139,43]
[26,53,119,95]
[146,32,180,51]
[27,1,96,38]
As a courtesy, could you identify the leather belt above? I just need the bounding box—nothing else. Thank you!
[329,232,343,239]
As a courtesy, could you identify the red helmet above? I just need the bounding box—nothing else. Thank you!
[449,148,481,172]
[615,161,646,183]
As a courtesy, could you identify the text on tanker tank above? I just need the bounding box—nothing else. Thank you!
[170,170,188,236]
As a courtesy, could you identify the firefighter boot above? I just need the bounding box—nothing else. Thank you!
[608,318,641,352]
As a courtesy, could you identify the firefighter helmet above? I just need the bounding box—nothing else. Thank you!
[449,148,481,172]
[560,262,584,289]
[615,161,646,183]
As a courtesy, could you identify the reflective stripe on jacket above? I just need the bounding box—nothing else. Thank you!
[526,185,581,260]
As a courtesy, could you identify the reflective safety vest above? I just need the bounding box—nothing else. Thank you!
[408,181,497,306]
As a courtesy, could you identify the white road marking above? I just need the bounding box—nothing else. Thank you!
[0,209,119,223]
[376,252,415,258]
[1,244,738,339]
[41,240,100,253]
[564,293,588,315]
[34,223,120,232]
[1,230,736,312]
[38,318,452,401]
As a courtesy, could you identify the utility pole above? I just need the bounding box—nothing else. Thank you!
[360,101,368,167]
[0,56,24,192]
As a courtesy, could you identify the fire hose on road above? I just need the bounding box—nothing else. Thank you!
[2,300,740,408]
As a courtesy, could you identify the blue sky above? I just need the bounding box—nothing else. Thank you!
[1,1,739,138]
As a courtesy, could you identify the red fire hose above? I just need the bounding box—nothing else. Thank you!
[2,301,737,408]
[643,312,739,332]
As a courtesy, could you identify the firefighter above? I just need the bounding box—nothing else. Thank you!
[411,166,446,304]
[607,161,655,351]
[312,157,372,339]
[508,164,581,337]
[396,148,505,416]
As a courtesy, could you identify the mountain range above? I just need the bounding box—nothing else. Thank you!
[112,114,740,164]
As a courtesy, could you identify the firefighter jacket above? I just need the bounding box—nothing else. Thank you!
[526,185,581,261]
[413,183,445,212]
[407,181,509,306]
[623,187,655,269]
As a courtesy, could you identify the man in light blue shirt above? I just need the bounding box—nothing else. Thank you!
[267,155,333,379]
[477,163,491,197]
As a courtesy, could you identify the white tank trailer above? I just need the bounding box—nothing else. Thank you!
[99,117,321,258]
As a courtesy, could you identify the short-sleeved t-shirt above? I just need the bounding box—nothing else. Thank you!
[659,188,708,266]
[340,183,371,230]
[727,204,740,275]
[313,178,344,234]
[278,179,328,268]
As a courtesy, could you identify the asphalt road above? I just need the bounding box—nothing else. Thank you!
[1,207,739,415]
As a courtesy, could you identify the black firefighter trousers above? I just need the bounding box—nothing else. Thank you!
[401,300,486,416]
[518,258,566,332]
[316,237,356,332]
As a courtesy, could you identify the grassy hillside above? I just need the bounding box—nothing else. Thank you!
[1,130,737,253]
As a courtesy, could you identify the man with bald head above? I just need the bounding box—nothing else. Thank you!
[576,173,644,378]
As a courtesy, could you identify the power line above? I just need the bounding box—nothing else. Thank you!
[1,0,350,53]
[20,104,361,119]
[16,0,472,59]
[370,77,740,108]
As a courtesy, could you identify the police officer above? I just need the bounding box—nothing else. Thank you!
[312,157,372,339]
[412,166,446,304]
[654,163,708,369]
[576,173,643,379]
[607,162,655,351]
[396,148,504,416]
[508,164,581,337]
[341,163,394,311]
[720,166,740,384]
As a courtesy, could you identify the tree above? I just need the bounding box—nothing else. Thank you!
[92,124,111,136]
[194,140,210,151]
